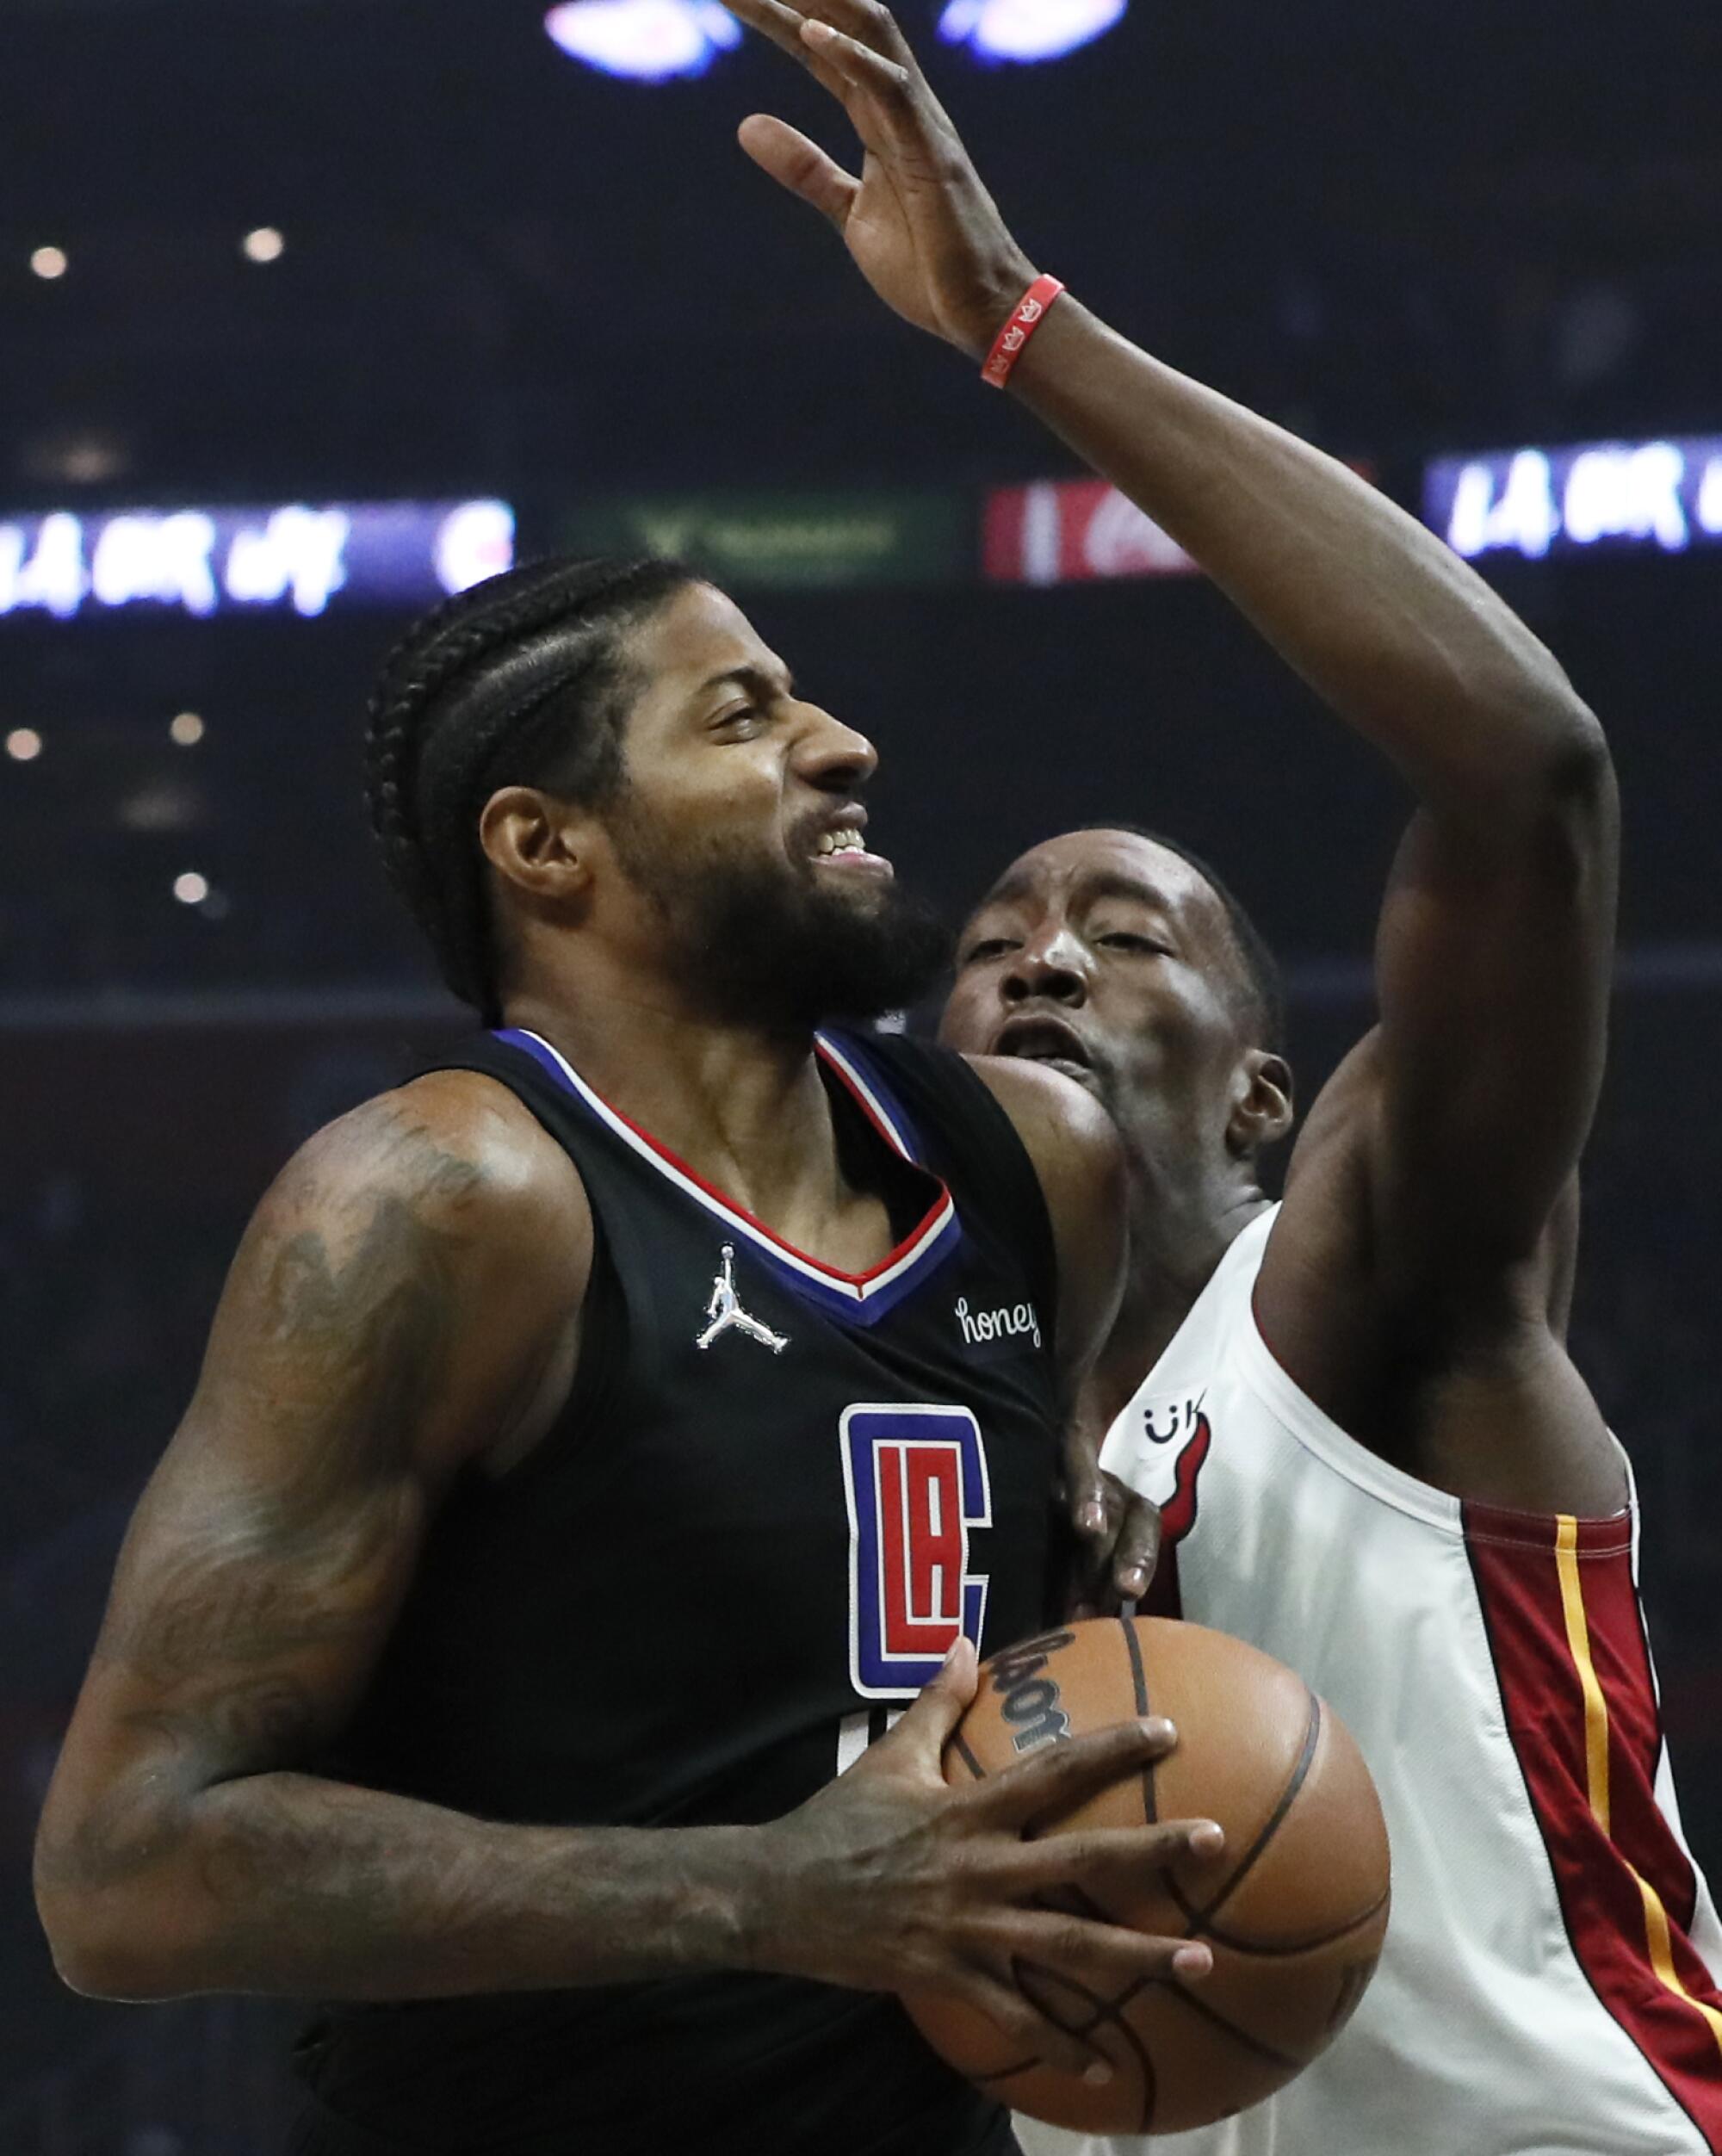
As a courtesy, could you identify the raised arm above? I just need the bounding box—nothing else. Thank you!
[35,1072,1215,2066]
[729,0,1617,1388]
[992,319,1616,1294]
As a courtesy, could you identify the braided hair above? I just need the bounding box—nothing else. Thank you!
[363,554,698,1023]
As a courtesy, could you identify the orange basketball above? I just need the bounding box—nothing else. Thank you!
[902,1618,1391,2136]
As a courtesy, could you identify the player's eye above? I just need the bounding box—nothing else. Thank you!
[963,937,1019,965]
[1097,931,1170,955]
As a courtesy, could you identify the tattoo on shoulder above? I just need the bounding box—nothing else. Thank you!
[98,1111,488,1694]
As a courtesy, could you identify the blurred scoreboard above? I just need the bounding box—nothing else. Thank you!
[7,442,1718,628]
[1425,437,1722,561]
[0,499,515,622]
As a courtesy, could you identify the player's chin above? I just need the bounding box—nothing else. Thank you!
[808,849,896,895]
[802,860,898,920]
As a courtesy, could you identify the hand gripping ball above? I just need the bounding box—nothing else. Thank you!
[902,1618,1391,2136]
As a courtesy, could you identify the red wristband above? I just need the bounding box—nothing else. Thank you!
[980,276,1066,390]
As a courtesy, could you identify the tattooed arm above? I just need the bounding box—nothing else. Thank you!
[32,1071,614,1998]
[34,1072,1212,2058]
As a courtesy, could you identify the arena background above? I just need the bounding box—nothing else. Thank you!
[3,0,1720,2146]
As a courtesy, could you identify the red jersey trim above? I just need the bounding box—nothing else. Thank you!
[592,1043,951,1290]
[502,1026,957,1300]
[1464,1503,1722,2145]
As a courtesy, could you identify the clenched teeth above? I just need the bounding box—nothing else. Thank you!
[816,827,868,857]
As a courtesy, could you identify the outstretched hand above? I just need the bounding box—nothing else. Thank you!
[728,0,1037,355]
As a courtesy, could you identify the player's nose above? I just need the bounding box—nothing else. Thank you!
[1003,926,1090,1004]
[796,703,878,790]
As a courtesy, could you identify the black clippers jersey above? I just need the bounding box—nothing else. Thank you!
[294,1026,1064,2156]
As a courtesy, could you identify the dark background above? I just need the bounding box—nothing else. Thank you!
[3,0,1721,2147]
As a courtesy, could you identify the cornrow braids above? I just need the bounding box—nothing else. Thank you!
[363,553,698,1022]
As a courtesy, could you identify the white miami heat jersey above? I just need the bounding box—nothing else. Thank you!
[1019,1205,1722,2156]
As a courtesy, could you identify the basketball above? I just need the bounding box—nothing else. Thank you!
[902,1618,1391,2136]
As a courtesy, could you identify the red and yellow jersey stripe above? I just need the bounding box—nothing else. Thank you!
[1465,1501,1722,2145]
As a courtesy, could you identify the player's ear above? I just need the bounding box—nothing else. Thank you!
[479,786,599,909]
[1226,1050,1294,1159]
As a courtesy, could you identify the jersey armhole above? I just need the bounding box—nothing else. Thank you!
[416,1039,626,1492]
[484,1209,627,1492]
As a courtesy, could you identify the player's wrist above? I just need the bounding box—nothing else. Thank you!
[977,273,1068,389]
[604,1823,780,1979]
[709,1822,796,1978]
[730,1804,896,1989]
[947,249,1042,360]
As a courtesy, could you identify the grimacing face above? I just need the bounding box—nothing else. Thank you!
[606,581,891,903]
[938,829,1267,1151]
[592,581,951,1022]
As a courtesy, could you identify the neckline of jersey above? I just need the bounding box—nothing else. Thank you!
[495,1025,959,1301]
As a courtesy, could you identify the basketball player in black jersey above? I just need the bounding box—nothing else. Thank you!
[36,599,1217,2143]
[35,556,1222,2147]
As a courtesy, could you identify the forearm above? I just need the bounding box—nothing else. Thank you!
[40,1769,766,2003]
[1011,300,1603,815]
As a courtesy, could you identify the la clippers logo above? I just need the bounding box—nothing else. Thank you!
[841,1403,992,1699]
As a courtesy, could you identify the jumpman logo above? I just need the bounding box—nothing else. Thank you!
[697,1244,790,1355]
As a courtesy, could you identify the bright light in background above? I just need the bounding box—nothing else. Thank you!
[545,0,1118,76]
[545,0,740,82]
[938,0,1125,61]
[242,226,286,265]
[172,872,209,907]
[435,499,517,595]
[29,246,69,282]
[5,728,43,762]
[170,711,205,747]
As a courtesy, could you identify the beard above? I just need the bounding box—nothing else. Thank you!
[608,808,953,1030]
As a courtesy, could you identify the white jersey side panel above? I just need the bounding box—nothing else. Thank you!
[1019,1206,1722,2156]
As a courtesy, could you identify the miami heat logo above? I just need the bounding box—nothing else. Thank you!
[1126,1404,1213,1619]
[1160,1409,1213,1544]
[840,1403,993,1698]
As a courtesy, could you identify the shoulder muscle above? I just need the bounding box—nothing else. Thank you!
[201,1069,592,1488]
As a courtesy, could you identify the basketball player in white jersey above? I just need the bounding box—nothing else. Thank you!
[949,818,1722,2154]
[726,0,1722,2146]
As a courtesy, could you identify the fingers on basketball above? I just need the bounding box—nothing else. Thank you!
[963,1707,1174,1830]
[908,1617,1391,2137]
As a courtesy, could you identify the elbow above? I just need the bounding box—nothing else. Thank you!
[1539,697,1613,798]
[34,1812,205,2004]
[1446,684,1615,846]
[38,1897,198,2004]
[1542,700,1617,848]
[49,1948,158,2006]
[1506,694,1616,870]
